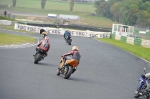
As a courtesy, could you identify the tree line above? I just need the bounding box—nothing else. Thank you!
[95,0,150,28]
[12,0,74,11]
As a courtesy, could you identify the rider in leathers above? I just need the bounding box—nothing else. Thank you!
[37,36,50,57]
[58,46,81,72]
[138,73,150,95]
[63,30,71,42]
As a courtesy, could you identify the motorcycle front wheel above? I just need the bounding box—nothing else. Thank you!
[64,66,73,79]
[134,94,140,98]
[134,90,141,98]
[34,53,41,64]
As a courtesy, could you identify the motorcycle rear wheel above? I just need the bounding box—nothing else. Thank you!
[68,42,71,45]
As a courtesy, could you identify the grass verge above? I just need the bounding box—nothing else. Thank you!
[0,32,36,45]
[0,24,36,34]
[0,24,14,30]
[97,38,150,62]
[0,16,16,21]
[0,0,95,12]
[3,6,114,28]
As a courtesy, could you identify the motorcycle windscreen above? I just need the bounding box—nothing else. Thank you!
[65,59,78,67]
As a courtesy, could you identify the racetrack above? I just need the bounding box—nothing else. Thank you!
[0,29,150,99]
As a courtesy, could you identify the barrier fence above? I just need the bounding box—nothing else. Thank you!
[14,23,111,38]
[13,23,150,48]
[112,34,150,48]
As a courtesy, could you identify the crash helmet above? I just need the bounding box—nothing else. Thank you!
[141,74,146,79]
[72,46,78,51]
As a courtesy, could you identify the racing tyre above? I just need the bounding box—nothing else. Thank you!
[64,66,73,79]
[34,53,41,64]
[134,94,140,98]
[68,42,71,45]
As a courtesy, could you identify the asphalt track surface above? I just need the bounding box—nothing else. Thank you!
[0,29,150,99]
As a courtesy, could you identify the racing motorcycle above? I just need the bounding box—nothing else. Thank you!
[57,57,78,79]
[34,47,45,64]
[134,68,150,99]
[65,36,72,45]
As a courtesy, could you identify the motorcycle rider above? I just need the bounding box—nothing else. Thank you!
[137,73,150,95]
[63,30,71,42]
[57,46,81,75]
[33,36,50,58]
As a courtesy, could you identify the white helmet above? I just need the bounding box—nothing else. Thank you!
[72,46,78,51]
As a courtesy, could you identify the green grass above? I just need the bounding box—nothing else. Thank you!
[97,38,150,62]
[0,0,95,12]
[0,32,36,45]
[134,30,139,34]
[0,24,36,34]
[3,7,114,28]
[0,24,14,30]
[0,16,15,21]
[0,0,115,28]
[146,32,150,35]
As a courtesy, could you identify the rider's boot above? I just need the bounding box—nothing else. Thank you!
[33,51,37,56]
[72,67,77,74]
[33,48,38,56]
[57,68,60,76]
[57,64,64,75]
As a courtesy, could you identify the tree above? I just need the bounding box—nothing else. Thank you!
[136,11,150,27]
[41,0,47,9]
[12,0,16,7]
[94,0,150,27]
[94,0,105,8]
[95,1,112,18]
[95,1,101,8]
[140,1,150,13]
[128,4,139,25]
[110,2,120,21]
[69,0,74,11]
[113,0,139,25]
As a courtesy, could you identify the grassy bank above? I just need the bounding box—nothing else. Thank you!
[0,24,14,30]
[0,16,15,21]
[0,0,95,12]
[4,7,113,28]
[0,0,115,28]
[97,38,150,62]
[0,32,36,45]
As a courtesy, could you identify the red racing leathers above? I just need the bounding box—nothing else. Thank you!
[36,39,50,56]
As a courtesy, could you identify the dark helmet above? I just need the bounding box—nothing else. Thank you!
[141,74,146,79]
[40,29,46,34]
